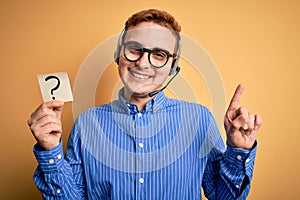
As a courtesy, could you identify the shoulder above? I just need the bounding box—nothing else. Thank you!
[165,97,212,116]
[74,102,114,122]
[81,101,119,114]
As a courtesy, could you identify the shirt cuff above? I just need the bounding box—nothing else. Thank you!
[220,141,258,196]
[225,141,258,176]
[33,141,65,173]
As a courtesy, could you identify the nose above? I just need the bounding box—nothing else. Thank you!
[135,52,150,69]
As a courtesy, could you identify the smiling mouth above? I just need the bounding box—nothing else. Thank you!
[130,70,153,80]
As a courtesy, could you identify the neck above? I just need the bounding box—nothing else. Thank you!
[124,89,153,111]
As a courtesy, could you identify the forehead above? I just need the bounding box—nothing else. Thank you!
[124,22,177,52]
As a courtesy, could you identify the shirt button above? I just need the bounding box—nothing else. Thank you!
[236,155,242,160]
[57,154,62,160]
[246,158,250,163]
[139,178,144,184]
[57,189,61,194]
[48,159,55,164]
[235,184,240,189]
[137,113,142,117]
[138,143,144,148]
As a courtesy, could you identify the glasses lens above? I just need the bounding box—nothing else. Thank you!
[123,42,171,68]
[150,49,168,68]
[124,43,142,62]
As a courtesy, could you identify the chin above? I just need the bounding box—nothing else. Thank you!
[125,85,157,98]
[130,88,150,97]
[128,83,156,93]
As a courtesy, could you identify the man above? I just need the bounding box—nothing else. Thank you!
[28,9,262,199]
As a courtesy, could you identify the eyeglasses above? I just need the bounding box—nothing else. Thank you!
[123,41,176,68]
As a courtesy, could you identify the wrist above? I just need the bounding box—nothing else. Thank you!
[37,139,61,151]
[226,140,257,150]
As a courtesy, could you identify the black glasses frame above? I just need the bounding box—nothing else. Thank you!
[123,41,176,68]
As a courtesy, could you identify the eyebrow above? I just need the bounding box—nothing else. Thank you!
[124,40,174,54]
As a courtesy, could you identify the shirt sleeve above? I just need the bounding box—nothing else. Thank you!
[202,113,257,200]
[33,124,86,199]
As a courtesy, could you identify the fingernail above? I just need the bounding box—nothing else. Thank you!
[243,124,248,130]
[254,125,259,130]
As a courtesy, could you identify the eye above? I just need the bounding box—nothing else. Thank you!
[152,50,167,60]
[125,43,142,55]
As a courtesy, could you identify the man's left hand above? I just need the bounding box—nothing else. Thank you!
[224,84,262,150]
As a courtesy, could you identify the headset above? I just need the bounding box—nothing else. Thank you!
[114,28,182,75]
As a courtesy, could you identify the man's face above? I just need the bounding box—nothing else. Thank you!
[118,22,178,98]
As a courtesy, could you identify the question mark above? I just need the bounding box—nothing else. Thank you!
[45,76,60,100]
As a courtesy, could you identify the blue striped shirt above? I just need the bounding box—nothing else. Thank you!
[33,89,257,199]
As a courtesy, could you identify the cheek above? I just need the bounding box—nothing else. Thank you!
[156,63,172,78]
[118,64,125,77]
[118,57,131,76]
[151,68,171,84]
[156,70,169,82]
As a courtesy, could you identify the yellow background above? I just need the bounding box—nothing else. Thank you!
[0,0,299,199]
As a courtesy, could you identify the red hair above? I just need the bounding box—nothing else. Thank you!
[124,9,181,52]
[125,9,181,33]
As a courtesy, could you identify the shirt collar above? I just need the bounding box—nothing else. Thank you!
[115,87,167,115]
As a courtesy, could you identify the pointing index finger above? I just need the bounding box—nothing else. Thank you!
[228,84,244,111]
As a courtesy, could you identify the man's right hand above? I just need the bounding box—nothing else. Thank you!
[27,100,64,151]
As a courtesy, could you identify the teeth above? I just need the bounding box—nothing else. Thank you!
[131,71,150,80]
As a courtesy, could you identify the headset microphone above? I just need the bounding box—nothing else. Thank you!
[148,66,180,97]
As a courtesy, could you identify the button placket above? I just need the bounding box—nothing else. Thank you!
[48,159,55,164]
[139,178,144,184]
[57,154,62,160]
[138,142,144,148]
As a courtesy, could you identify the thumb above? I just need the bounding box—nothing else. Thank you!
[50,100,64,119]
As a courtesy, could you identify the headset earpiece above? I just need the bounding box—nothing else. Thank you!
[114,51,119,65]
[169,59,178,75]
[114,29,126,65]
[169,40,182,75]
